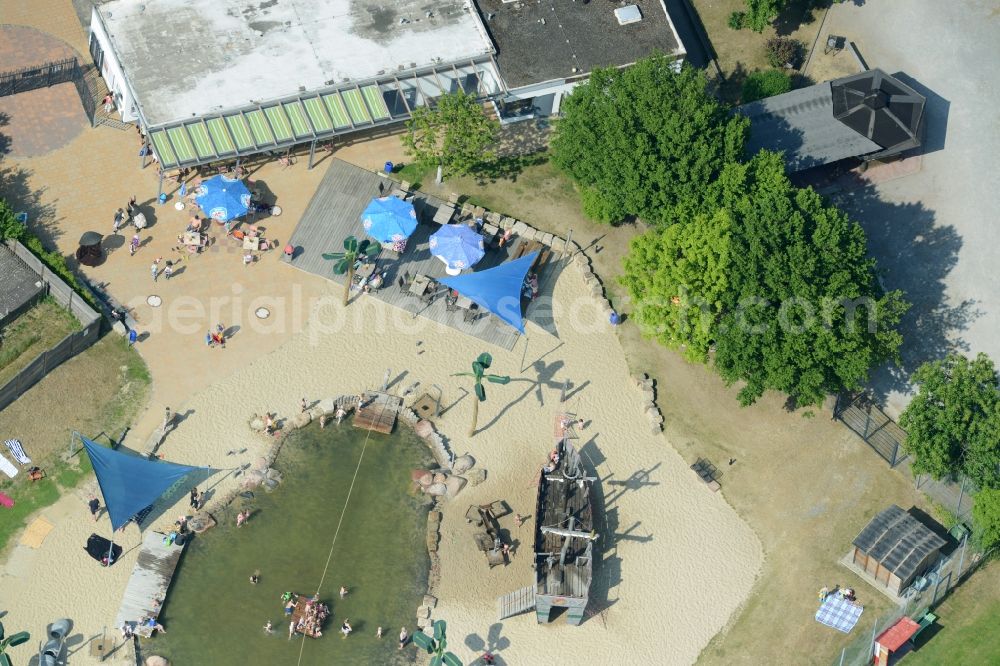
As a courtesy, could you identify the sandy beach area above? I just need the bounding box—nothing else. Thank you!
[1,260,761,665]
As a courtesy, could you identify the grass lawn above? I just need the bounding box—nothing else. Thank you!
[400,152,966,664]
[0,333,150,554]
[906,560,1000,665]
[0,297,81,387]
[690,0,831,101]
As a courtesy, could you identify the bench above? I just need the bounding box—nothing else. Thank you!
[910,610,937,644]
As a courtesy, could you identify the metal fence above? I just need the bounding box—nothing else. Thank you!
[72,62,98,127]
[0,57,79,97]
[0,241,101,413]
[834,392,908,467]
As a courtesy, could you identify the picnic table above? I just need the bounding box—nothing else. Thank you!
[455,295,474,310]
[182,231,203,246]
[433,204,455,225]
[242,236,260,251]
[410,274,432,297]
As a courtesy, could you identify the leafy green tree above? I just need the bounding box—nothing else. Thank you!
[453,353,510,436]
[741,70,792,103]
[621,208,733,362]
[710,151,907,407]
[550,55,748,225]
[402,90,498,180]
[900,353,1000,488]
[322,235,379,306]
[972,487,1000,552]
[744,0,786,32]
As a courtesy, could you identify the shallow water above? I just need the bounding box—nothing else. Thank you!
[155,422,434,665]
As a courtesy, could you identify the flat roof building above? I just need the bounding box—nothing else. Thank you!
[88,0,685,173]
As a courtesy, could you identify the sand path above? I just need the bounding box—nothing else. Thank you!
[2,260,760,665]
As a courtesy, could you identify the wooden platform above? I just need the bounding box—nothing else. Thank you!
[282,159,558,350]
[497,585,536,620]
[353,391,402,434]
[114,531,186,631]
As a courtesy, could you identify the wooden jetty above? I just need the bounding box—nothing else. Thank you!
[353,391,402,434]
[114,531,186,634]
[290,597,330,639]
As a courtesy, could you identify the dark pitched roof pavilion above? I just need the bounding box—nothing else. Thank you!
[853,505,946,582]
[831,69,925,155]
[737,68,926,172]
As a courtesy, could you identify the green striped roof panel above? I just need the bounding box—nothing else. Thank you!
[225,115,255,150]
[341,89,372,125]
[303,97,333,132]
[150,131,177,168]
[263,105,294,142]
[282,102,312,138]
[186,122,216,159]
[361,85,390,120]
[206,118,236,154]
[322,93,352,129]
[166,127,196,164]
[245,110,275,145]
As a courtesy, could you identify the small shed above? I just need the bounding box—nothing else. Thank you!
[873,616,920,666]
[852,505,946,596]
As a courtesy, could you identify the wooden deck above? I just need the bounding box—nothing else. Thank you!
[353,391,402,434]
[282,159,554,350]
[114,531,186,631]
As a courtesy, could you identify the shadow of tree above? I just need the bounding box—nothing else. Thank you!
[832,184,976,404]
[0,122,60,245]
[774,0,832,37]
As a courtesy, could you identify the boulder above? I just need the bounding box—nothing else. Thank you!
[188,512,216,533]
[423,595,438,609]
[415,420,434,438]
[146,657,170,666]
[112,320,128,336]
[452,454,476,474]
[410,469,432,483]
[444,475,467,498]
[427,511,441,525]
[426,532,439,552]
[520,227,537,241]
[432,472,447,484]
[416,617,432,630]
[416,605,431,619]
[550,237,566,254]
[512,220,528,235]
[291,412,312,429]
[249,417,266,432]
[424,483,447,496]
[467,469,487,486]
[500,216,516,230]
[540,232,554,246]
[242,470,265,488]
[315,398,337,414]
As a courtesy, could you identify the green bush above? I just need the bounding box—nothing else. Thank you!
[728,11,746,29]
[973,488,1000,552]
[0,198,26,242]
[765,37,802,69]
[741,70,793,103]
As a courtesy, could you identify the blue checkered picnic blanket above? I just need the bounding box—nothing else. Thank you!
[815,594,864,633]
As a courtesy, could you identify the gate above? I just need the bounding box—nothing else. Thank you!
[834,392,908,467]
[0,57,79,97]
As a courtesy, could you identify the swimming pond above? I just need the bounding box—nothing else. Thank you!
[153,421,434,665]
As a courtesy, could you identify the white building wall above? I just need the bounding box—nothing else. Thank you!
[89,7,139,123]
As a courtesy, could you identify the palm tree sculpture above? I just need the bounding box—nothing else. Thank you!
[322,235,380,306]
[411,619,462,666]
[0,621,31,666]
[453,353,510,436]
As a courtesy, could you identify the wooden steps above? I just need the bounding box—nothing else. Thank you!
[497,585,535,620]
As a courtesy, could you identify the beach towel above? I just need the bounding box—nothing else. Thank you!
[0,453,17,479]
[4,439,31,465]
[815,594,864,633]
[20,516,54,547]
[0,492,13,508]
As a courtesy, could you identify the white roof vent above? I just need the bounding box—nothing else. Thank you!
[614,5,643,26]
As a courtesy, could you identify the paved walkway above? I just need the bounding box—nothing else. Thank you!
[821,0,1000,417]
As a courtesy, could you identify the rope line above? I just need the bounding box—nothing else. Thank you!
[295,396,387,666]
